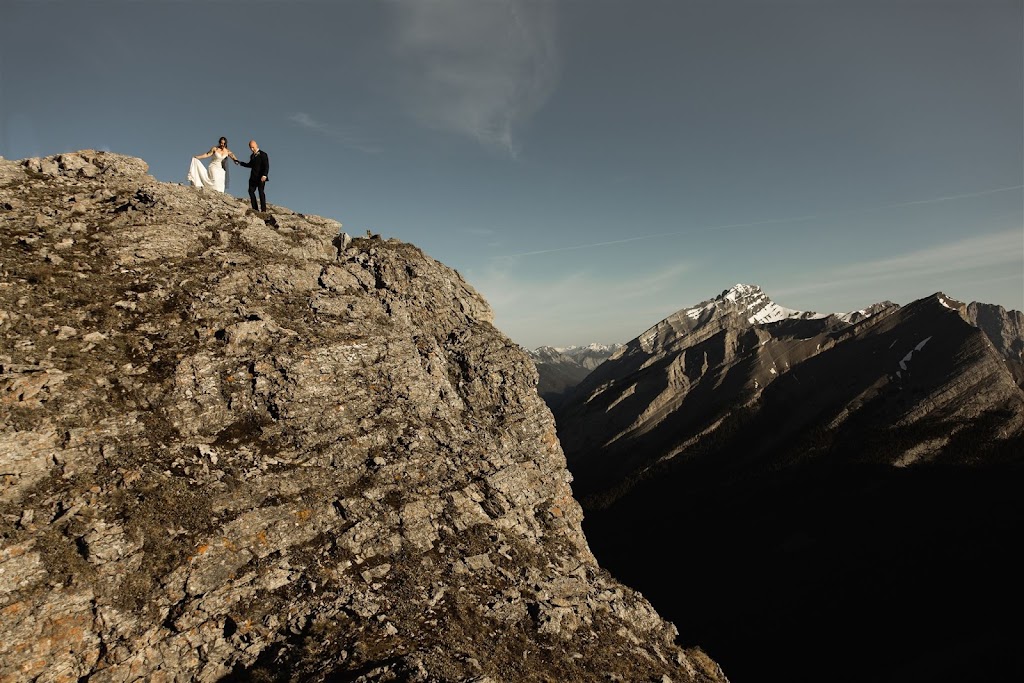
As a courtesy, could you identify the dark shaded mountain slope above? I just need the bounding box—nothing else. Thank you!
[555,285,1024,683]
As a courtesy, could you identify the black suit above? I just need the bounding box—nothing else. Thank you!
[238,149,269,211]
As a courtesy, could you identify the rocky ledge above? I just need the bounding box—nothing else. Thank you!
[0,151,728,683]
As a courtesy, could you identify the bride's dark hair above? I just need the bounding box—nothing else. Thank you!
[219,137,227,145]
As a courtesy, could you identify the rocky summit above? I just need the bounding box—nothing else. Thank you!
[0,151,728,683]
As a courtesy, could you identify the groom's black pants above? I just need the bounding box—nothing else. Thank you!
[248,179,266,212]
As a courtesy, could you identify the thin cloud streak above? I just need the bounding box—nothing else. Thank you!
[473,262,690,333]
[388,0,559,157]
[482,263,691,348]
[499,214,823,258]
[830,230,1023,279]
[459,226,497,237]
[774,230,1024,299]
[499,185,1024,259]
[503,233,682,258]
[288,112,380,154]
[869,185,1024,211]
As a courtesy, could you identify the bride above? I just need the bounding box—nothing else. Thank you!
[187,136,237,192]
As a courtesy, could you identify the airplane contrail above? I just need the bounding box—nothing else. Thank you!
[871,185,1024,209]
[506,213,823,257]
[498,184,1024,259]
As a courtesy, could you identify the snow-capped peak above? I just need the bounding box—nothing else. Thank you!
[683,284,814,325]
[552,342,620,354]
[722,283,763,303]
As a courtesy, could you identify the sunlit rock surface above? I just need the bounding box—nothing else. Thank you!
[0,151,729,683]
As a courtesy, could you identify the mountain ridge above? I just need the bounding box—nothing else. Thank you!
[552,282,1024,682]
[557,284,1022,499]
[529,284,902,413]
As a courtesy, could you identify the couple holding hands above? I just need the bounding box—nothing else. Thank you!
[188,136,270,212]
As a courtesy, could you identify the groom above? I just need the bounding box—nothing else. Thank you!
[235,139,269,212]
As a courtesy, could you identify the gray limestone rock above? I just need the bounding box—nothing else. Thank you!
[0,151,728,683]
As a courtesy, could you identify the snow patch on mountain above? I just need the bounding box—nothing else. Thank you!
[898,336,933,372]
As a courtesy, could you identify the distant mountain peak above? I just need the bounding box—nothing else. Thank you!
[530,342,623,356]
[527,342,625,409]
[679,283,820,327]
[550,342,622,354]
[722,282,764,300]
[932,291,965,310]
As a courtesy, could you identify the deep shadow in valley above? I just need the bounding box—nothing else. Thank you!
[578,460,1024,683]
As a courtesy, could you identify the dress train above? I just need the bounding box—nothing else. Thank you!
[187,152,229,192]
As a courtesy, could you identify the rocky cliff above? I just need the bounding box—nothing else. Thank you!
[966,300,1024,385]
[0,151,728,683]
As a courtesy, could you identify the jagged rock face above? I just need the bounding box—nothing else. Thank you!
[557,285,1024,501]
[0,152,728,683]
[967,300,1024,385]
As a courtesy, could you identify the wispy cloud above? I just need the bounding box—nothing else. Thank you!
[476,261,689,308]
[470,261,690,346]
[500,233,681,259]
[387,0,559,158]
[288,112,380,154]
[498,185,1024,258]
[495,213,823,258]
[459,226,497,237]
[834,230,1021,280]
[868,185,1024,211]
[774,229,1024,300]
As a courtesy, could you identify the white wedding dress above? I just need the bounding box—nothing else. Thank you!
[187,151,230,192]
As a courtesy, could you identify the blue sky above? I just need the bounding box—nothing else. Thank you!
[3,0,1021,349]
